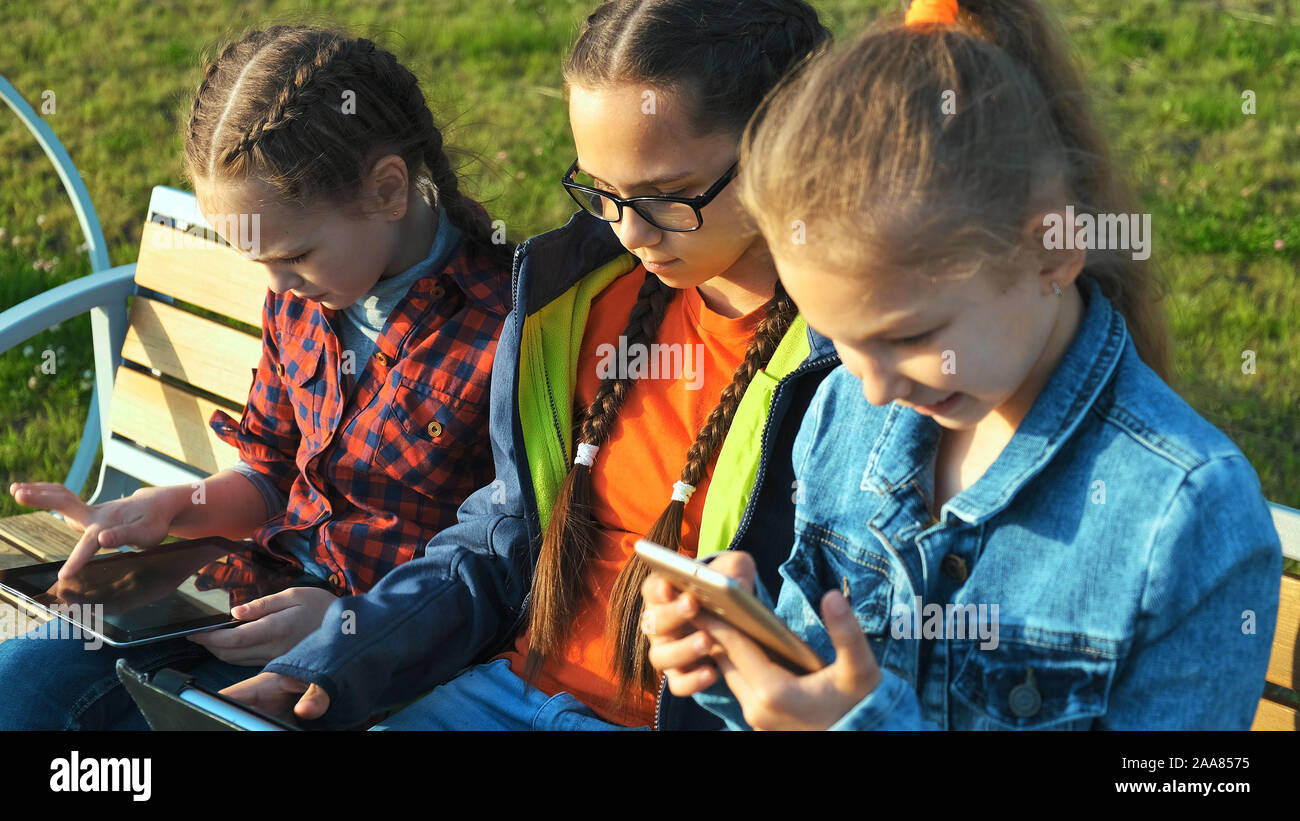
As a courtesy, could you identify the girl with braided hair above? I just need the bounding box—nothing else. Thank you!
[0,25,513,729]
[226,0,838,730]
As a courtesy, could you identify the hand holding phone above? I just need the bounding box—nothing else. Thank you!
[640,540,885,730]
[635,540,825,674]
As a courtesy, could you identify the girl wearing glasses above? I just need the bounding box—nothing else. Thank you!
[224,0,836,730]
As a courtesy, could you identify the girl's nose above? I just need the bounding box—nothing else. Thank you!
[612,206,661,254]
[844,348,908,407]
[266,269,302,295]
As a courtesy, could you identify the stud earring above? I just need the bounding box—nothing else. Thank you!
[1051,282,1062,297]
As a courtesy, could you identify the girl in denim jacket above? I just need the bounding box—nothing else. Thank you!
[643,0,1283,730]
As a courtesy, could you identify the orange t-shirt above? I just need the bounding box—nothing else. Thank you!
[497,267,764,726]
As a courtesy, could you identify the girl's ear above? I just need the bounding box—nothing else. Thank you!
[1020,208,1087,296]
[362,154,412,220]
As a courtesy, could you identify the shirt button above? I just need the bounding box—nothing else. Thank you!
[1009,668,1041,718]
[940,553,968,583]
[431,285,446,300]
[327,572,344,590]
[275,362,286,377]
[374,352,389,367]
[426,419,444,439]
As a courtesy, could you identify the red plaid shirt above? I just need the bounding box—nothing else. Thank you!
[208,238,512,594]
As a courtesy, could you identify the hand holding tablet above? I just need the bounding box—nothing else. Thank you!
[0,537,334,647]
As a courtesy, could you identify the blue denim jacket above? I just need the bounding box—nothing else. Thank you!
[697,276,1283,730]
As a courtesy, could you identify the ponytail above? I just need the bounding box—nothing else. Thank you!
[960,0,1169,379]
[739,0,1170,380]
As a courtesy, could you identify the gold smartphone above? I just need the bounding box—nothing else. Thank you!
[635,539,825,674]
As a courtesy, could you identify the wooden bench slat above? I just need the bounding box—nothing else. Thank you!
[109,367,242,476]
[0,540,51,645]
[135,221,268,328]
[0,543,41,569]
[120,297,263,406]
[0,512,86,562]
[1265,573,1299,690]
[1251,695,1299,731]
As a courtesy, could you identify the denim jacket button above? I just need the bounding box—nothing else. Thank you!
[1009,668,1042,717]
[940,554,968,583]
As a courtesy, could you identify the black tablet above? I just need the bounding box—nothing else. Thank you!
[116,659,300,731]
[0,537,333,647]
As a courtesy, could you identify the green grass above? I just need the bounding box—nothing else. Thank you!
[1,0,1297,555]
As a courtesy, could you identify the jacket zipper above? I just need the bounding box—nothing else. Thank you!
[496,236,572,655]
[502,355,568,646]
[540,358,569,465]
[651,351,840,729]
[654,673,666,731]
[499,238,541,647]
[729,354,839,546]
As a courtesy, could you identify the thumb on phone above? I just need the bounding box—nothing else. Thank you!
[820,590,881,695]
[702,550,757,592]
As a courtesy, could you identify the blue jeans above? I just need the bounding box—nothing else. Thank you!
[0,619,258,730]
[371,659,647,731]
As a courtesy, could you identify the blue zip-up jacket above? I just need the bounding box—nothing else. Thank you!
[264,210,839,730]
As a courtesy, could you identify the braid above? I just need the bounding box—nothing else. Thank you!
[422,125,514,267]
[606,281,800,700]
[187,39,241,147]
[682,286,798,484]
[353,38,515,267]
[186,25,512,275]
[223,34,346,166]
[524,271,675,680]
[580,274,674,445]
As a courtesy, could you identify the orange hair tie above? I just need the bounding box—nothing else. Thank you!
[905,0,959,26]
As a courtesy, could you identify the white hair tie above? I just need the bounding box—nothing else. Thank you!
[574,442,600,468]
[671,481,696,504]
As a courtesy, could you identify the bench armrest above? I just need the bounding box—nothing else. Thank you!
[0,263,136,354]
[1269,502,1300,564]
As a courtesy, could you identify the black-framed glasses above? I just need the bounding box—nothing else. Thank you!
[561,159,738,232]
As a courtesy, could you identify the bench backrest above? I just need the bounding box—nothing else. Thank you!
[92,186,265,497]
[1253,503,1300,730]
